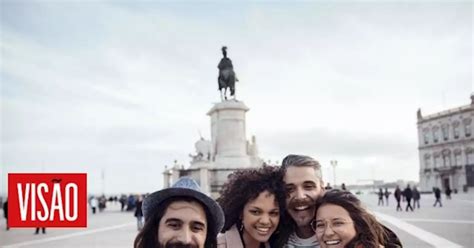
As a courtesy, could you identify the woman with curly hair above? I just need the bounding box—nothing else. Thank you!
[313,189,401,248]
[216,166,289,248]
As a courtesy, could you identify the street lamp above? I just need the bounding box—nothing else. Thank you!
[330,160,338,187]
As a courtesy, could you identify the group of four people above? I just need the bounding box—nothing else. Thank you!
[134,154,402,248]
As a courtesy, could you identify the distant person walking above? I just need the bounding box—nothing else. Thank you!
[445,185,452,199]
[384,188,390,206]
[90,196,98,214]
[404,184,414,211]
[394,185,402,211]
[134,195,144,231]
[341,183,347,191]
[35,227,46,234]
[378,188,384,206]
[413,186,421,209]
[119,195,126,211]
[3,199,8,230]
[325,182,332,190]
[433,187,442,207]
[99,196,106,212]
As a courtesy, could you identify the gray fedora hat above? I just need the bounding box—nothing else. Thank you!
[142,177,224,235]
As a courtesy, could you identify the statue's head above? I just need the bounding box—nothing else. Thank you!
[221,46,227,57]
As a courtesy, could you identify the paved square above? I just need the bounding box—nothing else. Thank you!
[1,193,473,247]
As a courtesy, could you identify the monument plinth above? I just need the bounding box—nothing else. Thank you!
[208,101,252,169]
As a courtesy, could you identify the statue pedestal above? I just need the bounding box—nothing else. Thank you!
[207,100,252,169]
[165,99,263,197]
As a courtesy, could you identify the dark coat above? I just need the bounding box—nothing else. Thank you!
[434,188,441,198]
[413,189,420,200]
[2,201,7,219]
[394,188,402,200]
[403,188,413,200]
[134,200,143,217]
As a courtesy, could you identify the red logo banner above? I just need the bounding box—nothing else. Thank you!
[8,173,87,228]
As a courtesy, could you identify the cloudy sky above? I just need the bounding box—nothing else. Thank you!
[1,1,472,195]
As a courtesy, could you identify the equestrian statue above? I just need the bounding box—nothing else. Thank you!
[217,46,238,101]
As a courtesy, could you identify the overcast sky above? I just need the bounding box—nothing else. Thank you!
[1,1,472,195]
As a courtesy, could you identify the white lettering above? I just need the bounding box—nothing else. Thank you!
[37,183,49,221]
[65,183,78,221]
[31,183,36,221]
[50,183,64,221]
[17,183,30,221]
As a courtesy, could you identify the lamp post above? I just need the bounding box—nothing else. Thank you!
[101,168,105,195]
[330,160,338,187]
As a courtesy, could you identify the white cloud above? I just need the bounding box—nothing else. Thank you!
[1,1,471,195]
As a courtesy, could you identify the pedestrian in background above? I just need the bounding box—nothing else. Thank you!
[377,188,384,206]
[445,185,452,200]
[134,195,144,231]
[404,184,414,212]
[120,195,127,211]
[325,183,332,190]
[413,186,421,209]
[384,188,390,206]
[3,199,8,230]
[90,196,98,214]
[394,185,402,211]
[341,183,347,191]
[433,187,442,207]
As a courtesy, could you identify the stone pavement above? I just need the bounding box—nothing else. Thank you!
[358,192,474,248]
[0,193,473,247]
[0,202,137,248]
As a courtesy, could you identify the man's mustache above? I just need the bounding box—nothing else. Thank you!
[161,242,198,248]
[288,197,315,209]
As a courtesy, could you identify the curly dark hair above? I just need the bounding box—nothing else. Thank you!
[217,165,290,247]
[134,196,217,248]
[314,189,388,248]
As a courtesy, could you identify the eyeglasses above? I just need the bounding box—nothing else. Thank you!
[310,220,353,234]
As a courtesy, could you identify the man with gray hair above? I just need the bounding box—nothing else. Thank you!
[281,154,402,248]
[281,154,324,247]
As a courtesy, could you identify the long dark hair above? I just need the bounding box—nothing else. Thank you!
[217,165,290,247]
[314,190,387,248]
[134,196,217,248]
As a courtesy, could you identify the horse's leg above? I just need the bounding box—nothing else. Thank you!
[224,87,228,100]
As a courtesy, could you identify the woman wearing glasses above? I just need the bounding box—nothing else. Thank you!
[312,189,401,248]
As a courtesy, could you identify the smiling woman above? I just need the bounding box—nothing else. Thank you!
[216,166,288,248]
[314,190,402,248]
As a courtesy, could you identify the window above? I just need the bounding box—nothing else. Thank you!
[454,149,462,166]
[442,149,451,167]
[433,152,441,168]
[467,148,474,164]
[464,118,472,137]
[423,128,430,144]
[441,124,449,141]
[424,154,431,168]
[432,126,439,143]
[453,121,460,139]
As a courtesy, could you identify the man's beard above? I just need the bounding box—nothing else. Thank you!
[287,197,316,227]
[159,242,198,248]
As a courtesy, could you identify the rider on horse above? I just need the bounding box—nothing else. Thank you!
[218,46,238,100]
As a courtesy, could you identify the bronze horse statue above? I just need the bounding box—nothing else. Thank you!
[217,46,238,101]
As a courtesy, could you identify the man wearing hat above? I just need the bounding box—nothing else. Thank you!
[134,177,225,248]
